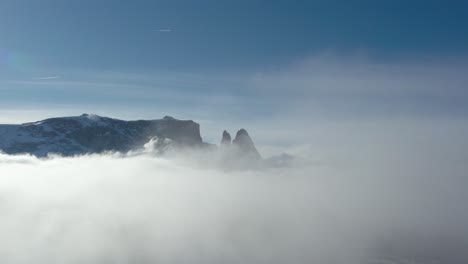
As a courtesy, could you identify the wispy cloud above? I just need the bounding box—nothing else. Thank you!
[33,76,60,80]
[155,29,172,32]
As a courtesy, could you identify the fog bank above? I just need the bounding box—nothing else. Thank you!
[1,123,467,264]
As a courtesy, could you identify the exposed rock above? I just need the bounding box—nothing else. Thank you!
[215,128,262,170]
[220,130,232,146]
[232,129,261,159]
[0,114,264,169]
[0,114,203,157]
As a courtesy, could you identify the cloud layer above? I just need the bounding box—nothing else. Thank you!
[1,119,467,264]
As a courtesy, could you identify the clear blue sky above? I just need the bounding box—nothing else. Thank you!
[0,0,467,125]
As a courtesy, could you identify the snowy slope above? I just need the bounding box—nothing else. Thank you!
[0,114,203,157]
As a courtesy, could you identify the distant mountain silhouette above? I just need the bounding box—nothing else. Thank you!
[232,129,261,159]
[0,114,204,156]
[221,130,232,146]
[0,114,262,161]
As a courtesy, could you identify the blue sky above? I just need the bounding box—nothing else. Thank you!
[1,0,467,71]
[0,0,467,141]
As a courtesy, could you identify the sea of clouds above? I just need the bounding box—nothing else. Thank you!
[0,52,467,263]
[0,118,467,264]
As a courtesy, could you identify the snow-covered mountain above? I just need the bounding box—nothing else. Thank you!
[0,114,264,160]
[0,114,204,157]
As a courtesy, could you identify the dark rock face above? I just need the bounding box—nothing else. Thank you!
[0,114,264,167]
[220,130,232,146]
[217,128,262,169]
[232,129,261,159]
[0,114,203,157]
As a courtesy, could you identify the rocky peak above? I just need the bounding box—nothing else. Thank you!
[221,130,232,146]
[232,128,261,159]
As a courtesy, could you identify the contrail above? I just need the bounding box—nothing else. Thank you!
[33,76,60,80]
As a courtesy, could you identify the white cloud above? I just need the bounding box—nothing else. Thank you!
[0,118,467,263]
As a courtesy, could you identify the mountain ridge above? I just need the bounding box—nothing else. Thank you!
[0,114,261,159]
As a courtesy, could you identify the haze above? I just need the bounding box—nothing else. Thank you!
[1,1,468,263]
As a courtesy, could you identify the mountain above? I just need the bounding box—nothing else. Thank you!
[0,114,204,157]
[232,129,261,159]
[216,128,262,169]
[0,114,263,161]
[220,130,232,146]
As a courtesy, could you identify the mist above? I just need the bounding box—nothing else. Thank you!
[1,118,467,264]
